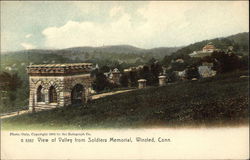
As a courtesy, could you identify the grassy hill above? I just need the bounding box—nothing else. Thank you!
[2,70,248,130]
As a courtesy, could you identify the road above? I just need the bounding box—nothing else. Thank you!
[91,89,134,100]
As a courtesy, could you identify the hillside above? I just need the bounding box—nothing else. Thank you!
[171,32,249,59]
[2,70,248,130]
[2,45,180,63]
[64,45,144,54]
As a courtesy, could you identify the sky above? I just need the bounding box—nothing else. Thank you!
[1,1,249,52]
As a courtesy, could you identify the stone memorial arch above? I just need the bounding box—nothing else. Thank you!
[27,63,93,112]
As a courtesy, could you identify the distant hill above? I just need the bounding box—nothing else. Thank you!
[171,32,249,58]
[1,45,180,70]
[64,45,144,54]
[3,45,180,57]
[62,45,181,56]
[54,45,181,62]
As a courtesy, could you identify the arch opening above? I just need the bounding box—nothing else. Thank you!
[49,86,57,103]
[71,84,84,105]
[37,85,45,102]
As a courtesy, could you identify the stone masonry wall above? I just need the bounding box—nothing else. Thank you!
[29,74,92,112]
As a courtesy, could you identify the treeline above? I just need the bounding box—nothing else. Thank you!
[0,72,27,113]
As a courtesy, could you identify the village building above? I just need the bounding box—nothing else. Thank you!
[123,65,144,73]
[198,62,216,78]
[109,68,121,85]
[103,68,122,85]
[175,58,184,63]
[202,43,217,52]
[189,42,218,58]
[175,70,187,80]
[103,69,112,78]
[27,63,93,112]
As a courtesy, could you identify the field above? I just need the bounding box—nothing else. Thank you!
[1,70,249,130]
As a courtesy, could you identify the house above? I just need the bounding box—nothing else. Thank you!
[189,42,219,58]
[177,70,187,80]
[173,70,187,80]
[109,68,121,84]
[175,58,184,63]
[202,42,216,52]
[198,62,216,78]
[124,65,144,73]
[104,68,121,85]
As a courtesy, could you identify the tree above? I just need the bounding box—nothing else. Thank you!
[146,58,157,66]
[186,66,200,80]
[128,71,138,87]
[239,55,248,70]
[170,61,187,71]
[138,66,154,85]
[211,51,241,73]
[92,72,110,92]
[162,55,172,67]
[99,65,110,73]
[0,72,23,112]
[119,74,129,87]
[150,61,162,84]
[0,72,22,100]
[90,68,99,78]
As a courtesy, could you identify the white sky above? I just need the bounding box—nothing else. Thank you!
[1,1,249,51]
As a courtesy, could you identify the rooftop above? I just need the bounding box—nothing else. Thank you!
[28,63,92,68]
[27,63,93,76]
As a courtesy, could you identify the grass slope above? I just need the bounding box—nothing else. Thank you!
[2,71,249,130]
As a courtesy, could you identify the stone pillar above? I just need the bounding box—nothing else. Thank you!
[159,76,167,86]
[44,89,49,104]
[138,79,147,89]
[84,86,92,103]
[58,91,65,107]
[29,92,35,112]
[63,91,71,106]
[28,82,36,112]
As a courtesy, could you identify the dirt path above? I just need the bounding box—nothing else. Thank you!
[91,89,134,100]
[0,89,135,119]
[0,110,30,119]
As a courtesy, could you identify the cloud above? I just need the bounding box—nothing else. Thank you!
[42,14,150,48]
[109,6,124,17]
[20,42,36,50]
[25,34,32,38]
[42,1,249,49]
[1,31,21,52]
